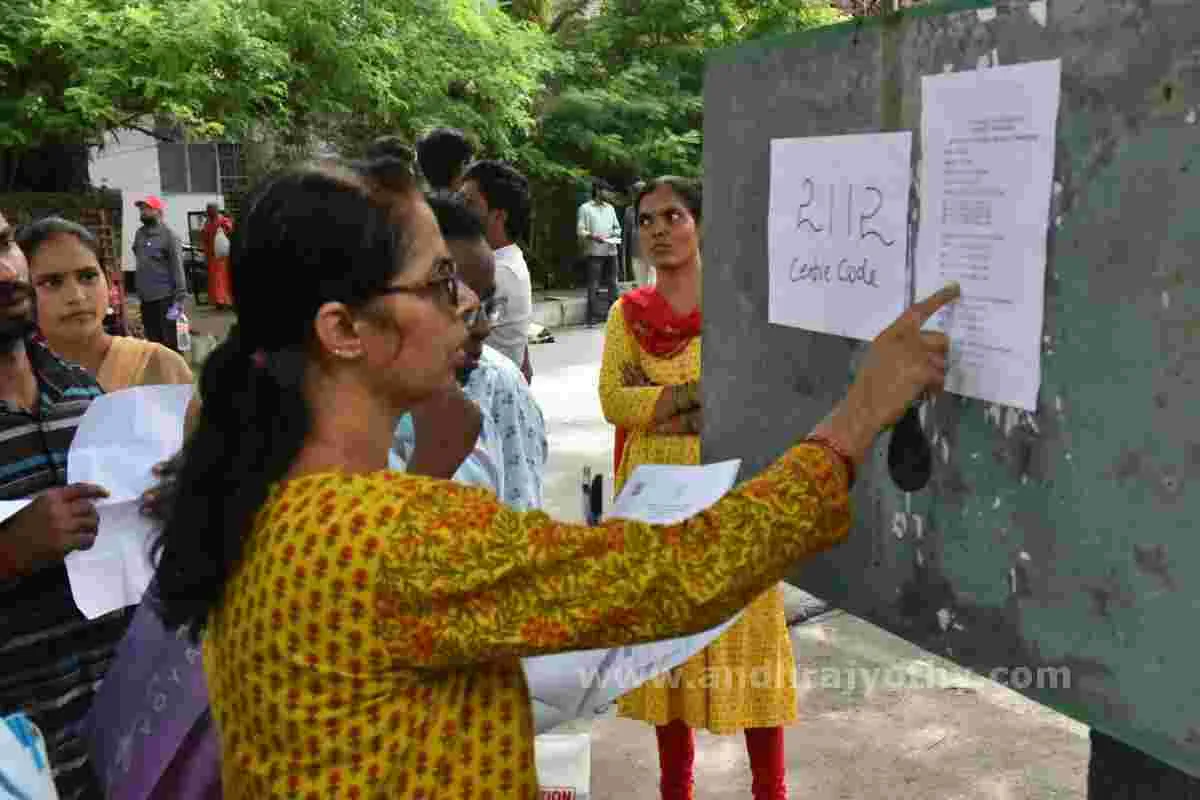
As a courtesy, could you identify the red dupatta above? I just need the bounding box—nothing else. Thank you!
[613,286,703,476]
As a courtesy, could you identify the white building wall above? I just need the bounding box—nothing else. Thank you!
[90,129,223,273]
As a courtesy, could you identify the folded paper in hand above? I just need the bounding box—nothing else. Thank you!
[64,385,194,619]
[524,459,745,733]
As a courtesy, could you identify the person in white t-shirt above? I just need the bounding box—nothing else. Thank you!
[461,159,534,382]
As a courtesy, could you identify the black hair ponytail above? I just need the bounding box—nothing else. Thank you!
[151,326,311,636]
[149,164,416,638]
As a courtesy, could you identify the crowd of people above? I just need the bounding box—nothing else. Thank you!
[0,125,958,800]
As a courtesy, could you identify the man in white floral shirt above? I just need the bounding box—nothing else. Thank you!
[391,195,547,510]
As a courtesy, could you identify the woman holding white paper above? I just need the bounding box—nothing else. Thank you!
[149,159,957,800]
[19,218,213,799]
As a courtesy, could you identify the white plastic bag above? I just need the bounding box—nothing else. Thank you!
[0,713,60,799]
[213,228,230,259]
[536,728,590,800]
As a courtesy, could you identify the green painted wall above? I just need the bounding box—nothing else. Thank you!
[702,0,1200,776]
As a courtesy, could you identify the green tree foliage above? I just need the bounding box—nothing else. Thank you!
[0,0,287,148]
[531,0,847,185]
[0,0,554,189]
[0,0,846,195]
[252,0,555,163]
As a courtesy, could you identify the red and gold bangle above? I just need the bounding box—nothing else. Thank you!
[802,433,857,489]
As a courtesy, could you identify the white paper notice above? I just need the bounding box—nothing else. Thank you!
[524,460,745,733]
[915,59,1061,411]
[64,385,193,619]
[768,132,913,341]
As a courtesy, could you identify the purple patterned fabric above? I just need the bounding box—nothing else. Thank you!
[84,588,221,800]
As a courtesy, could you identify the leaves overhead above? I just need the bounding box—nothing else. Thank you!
[0,0,552,160]
[0,0,846,185]
[534,0,846,184]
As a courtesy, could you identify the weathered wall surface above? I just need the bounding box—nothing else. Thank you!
[702,0,1200,776]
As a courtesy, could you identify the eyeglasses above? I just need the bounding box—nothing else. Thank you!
[464,294,506,328]
[377,258,460,308]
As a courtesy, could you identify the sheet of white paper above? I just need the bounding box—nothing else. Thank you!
[531,698,572,735]
[524,460,744,733]
[768,132,913,341]
[915,59,1061,411]
[534,730,591,798]
[66,385,193,503]
[606,459,742,525]
[64,501,158,620]
[0,499,30,525]
[62,385,192,619]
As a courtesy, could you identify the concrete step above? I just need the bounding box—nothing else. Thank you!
[531,283,635,330]
[532,294,588,329]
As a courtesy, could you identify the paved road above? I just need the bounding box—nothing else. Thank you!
[528,325,611,522]
[526,325,1088,799]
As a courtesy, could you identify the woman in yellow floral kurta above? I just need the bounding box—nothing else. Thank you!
[600,177,796,800]
[150,162,957,800]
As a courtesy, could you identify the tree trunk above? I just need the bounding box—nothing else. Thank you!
[0,144,92,193]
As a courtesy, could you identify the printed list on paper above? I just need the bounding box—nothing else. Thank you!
[768,132,913,342]
[915,59,1061,411]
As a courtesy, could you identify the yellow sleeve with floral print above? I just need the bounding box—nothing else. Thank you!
[376,443,850,668]
[598,299,664,429]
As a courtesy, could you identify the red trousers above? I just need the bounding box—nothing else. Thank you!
[654,720,787,800]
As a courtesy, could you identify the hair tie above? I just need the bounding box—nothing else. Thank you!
[250,349,267,369]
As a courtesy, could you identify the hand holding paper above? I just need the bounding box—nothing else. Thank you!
[1,483,108,577]
[63,385,194,619]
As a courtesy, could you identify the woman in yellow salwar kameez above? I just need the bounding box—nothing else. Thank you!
[148,160,957,800]
[600,177,797,800]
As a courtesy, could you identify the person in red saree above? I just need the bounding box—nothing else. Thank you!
[200,203,233,310]
[598,176,781,800]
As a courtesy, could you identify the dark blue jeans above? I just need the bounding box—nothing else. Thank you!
[140,297,179,352]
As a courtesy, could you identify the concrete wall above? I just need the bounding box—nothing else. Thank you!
[90,129,223,272]
[702,0,1200,777]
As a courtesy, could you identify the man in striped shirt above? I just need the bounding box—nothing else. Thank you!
[0,212,131,799]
